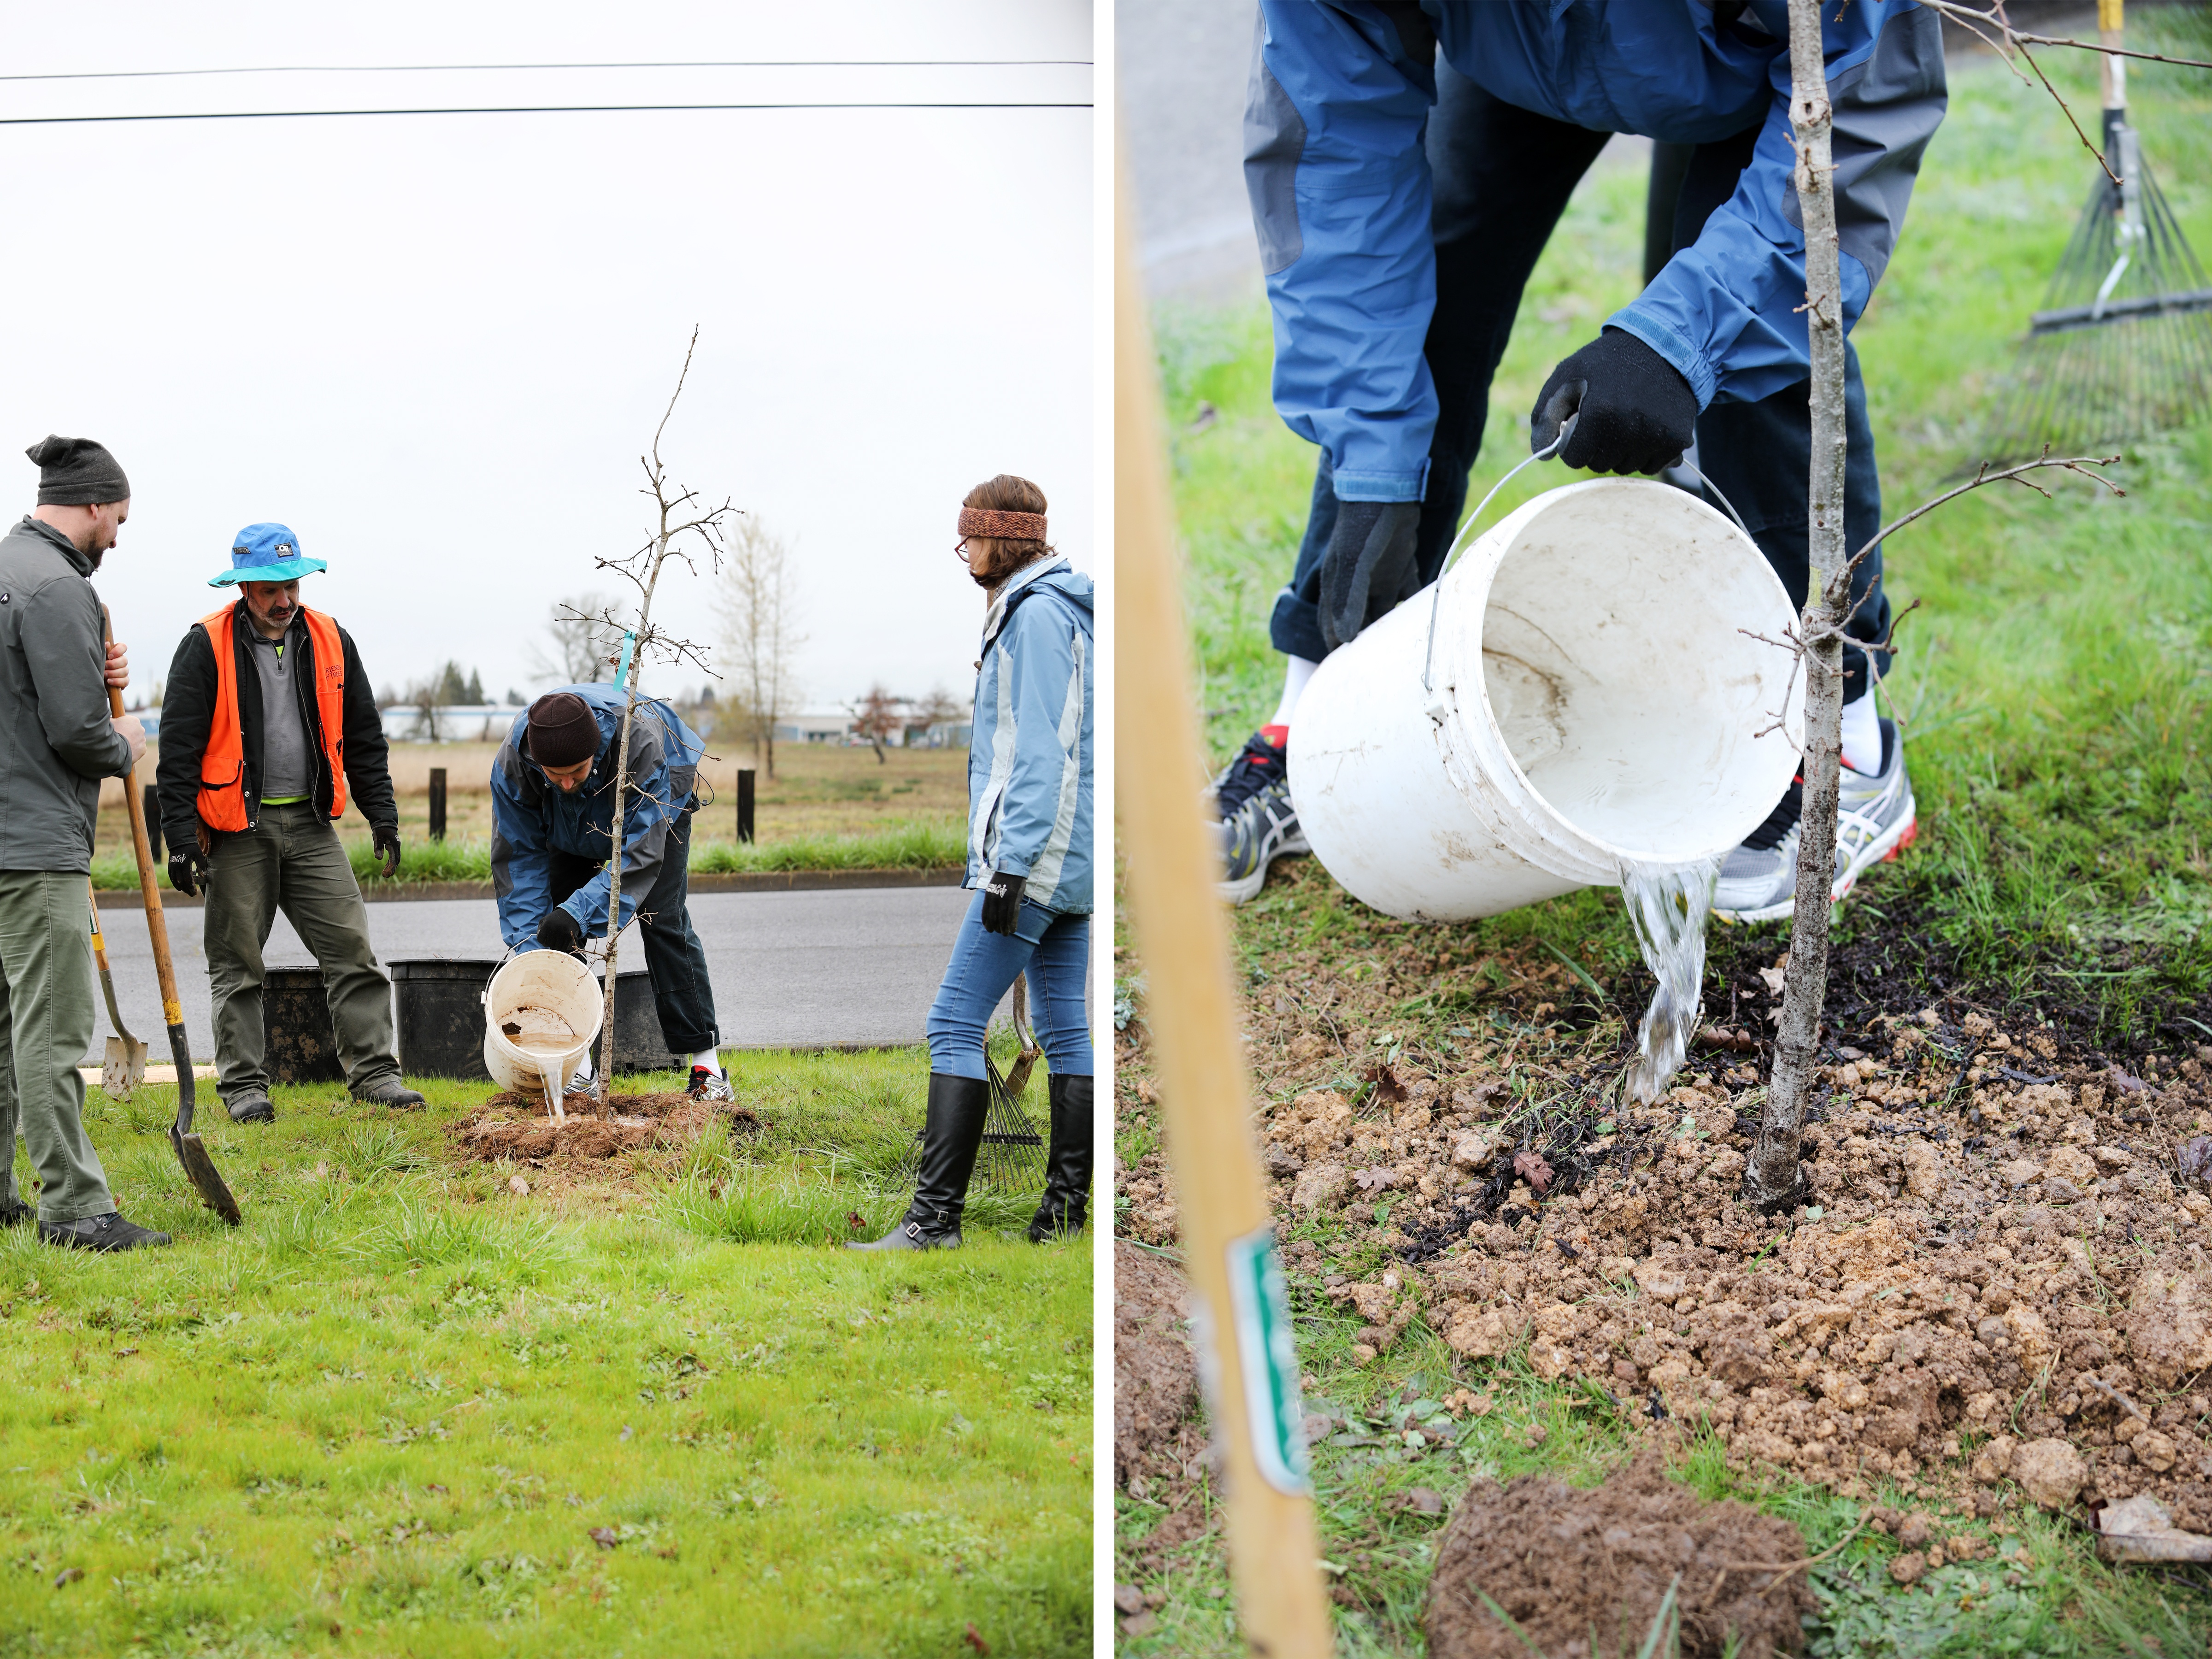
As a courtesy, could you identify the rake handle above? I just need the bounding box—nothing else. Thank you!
[102,605,197,1134]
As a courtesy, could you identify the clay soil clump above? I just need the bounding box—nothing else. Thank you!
[451,1089,759,1163]
[1114,1240,1212,1570]
[1427,1451,1813,1659]
[1124,977,2212,1526]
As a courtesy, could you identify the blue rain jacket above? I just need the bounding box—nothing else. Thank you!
[967,558,1094,914]
[1247,0,1947,500]
[489,683,706,950]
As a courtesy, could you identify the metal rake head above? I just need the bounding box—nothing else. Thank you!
[1976,124,2212,464]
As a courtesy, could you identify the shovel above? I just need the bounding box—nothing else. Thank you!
[87,880,147,1099]
[104,606,240,1225]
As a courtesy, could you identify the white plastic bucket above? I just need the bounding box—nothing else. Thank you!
[481,951,604,1094]
[1289,478,1804,922]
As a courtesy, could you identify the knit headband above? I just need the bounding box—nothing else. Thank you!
[958,506,1047,541]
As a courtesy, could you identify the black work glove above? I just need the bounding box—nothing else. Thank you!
[1530,327,1699,476]
[372,825,402,879]
[536,906,586,957]
[167,846,208,898]
[980,870,1026,937]
[1319,498,1423,653]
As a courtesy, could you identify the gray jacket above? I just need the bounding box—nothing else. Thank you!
[0,517,134,872]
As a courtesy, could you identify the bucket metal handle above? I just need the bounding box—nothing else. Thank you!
[1417,418,1753,700]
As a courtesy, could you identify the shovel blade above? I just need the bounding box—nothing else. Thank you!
[102,1036,148,1100]
[170,1123,242,1226]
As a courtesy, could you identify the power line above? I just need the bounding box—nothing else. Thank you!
[0,101,1092,126]
[0,59,1092,83]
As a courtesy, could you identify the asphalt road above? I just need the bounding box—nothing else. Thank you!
[80,886,1051,1071]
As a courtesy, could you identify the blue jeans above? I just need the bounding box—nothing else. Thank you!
[924,891,1092,1081]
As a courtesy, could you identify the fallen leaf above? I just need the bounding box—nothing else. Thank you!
[847,1211,867,1231]
[588,1526,618,1549]
[53,1567,82,1588]
[1513,1149,1554,1196]
[425,1484,448,1495]
[2179,1136,2212,1190]
[113,1348,137,1359]
[1353,1167,1395,1194]
[964,1622,990,1654]
[619,1424,633,1442]
[1365,1063,1407,1105]
[507,1175,530,1197]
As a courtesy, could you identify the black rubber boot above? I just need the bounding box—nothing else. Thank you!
[1027,1073,1093,1243]
[850,1072,990,1252]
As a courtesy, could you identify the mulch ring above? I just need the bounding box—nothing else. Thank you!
[450,1090,760,1163]
[1426,1449,1814,1659]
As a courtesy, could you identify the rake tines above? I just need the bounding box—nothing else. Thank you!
[894,977,1046,1194]
[1977,117,2212,465]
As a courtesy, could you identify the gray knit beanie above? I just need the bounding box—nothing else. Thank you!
[26,435,130,506]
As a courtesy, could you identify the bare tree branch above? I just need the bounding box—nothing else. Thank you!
[1918,0,2212,70]
[578,324,739,1112]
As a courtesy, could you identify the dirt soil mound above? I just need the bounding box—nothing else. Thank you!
[1115,1240,1213,1568]
[451,1090,759,1162]
[1135,994,2212,1527]
[1427,1451,1813,1659]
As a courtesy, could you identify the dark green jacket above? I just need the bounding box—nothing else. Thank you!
[0,517,135,873]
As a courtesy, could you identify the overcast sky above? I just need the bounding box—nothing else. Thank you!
[1,0,1092,715]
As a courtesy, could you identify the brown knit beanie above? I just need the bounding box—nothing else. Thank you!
[526,692,600,767]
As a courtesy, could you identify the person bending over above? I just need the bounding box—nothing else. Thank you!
[489,686,729,1100]
[1213,1,1938,917]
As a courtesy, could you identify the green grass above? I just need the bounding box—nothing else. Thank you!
[1128,19,2212,1656]
[91,818,965,892]
[3,1049,1088,1656]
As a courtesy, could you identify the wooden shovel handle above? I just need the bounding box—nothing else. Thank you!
[100,608,183,1026]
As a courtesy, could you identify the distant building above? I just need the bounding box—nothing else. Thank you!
[379,704,517,744]
[771,709,859,745]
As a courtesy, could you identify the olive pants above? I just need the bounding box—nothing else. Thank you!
[0,871,116,1222]
[204,804,400,1103]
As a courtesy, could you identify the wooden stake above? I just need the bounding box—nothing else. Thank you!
[1115,148,1334,1659]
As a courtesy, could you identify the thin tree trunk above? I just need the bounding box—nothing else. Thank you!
[1745,0,1850,1210]
[595,532,669,1112]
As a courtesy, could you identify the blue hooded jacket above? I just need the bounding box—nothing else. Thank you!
[967,558,1093,914]
[1247,0,1947,500]
[489,683,707,949]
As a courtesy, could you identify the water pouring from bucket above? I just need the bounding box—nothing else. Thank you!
[1289,476,1803,1099]
[482,952,604,1122]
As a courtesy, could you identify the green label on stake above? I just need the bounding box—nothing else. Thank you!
[1224,1224,1311,1495]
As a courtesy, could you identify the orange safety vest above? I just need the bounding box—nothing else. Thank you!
[196,602,348,831]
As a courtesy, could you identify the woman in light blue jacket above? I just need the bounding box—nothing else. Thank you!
[852,475,1093,1251]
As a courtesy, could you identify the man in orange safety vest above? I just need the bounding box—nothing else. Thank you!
[155,524,423,1122]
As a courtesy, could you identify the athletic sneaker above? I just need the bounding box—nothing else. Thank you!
[687,1067,735,1103]
[1713,717,1918,924]
[1211,729,1308,904]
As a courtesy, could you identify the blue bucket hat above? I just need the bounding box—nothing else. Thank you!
[211,522,326,587]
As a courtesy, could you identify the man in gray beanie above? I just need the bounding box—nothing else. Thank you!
[0,435,171,1250]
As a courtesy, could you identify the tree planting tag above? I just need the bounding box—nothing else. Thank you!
[1224,1224,1311,1495]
